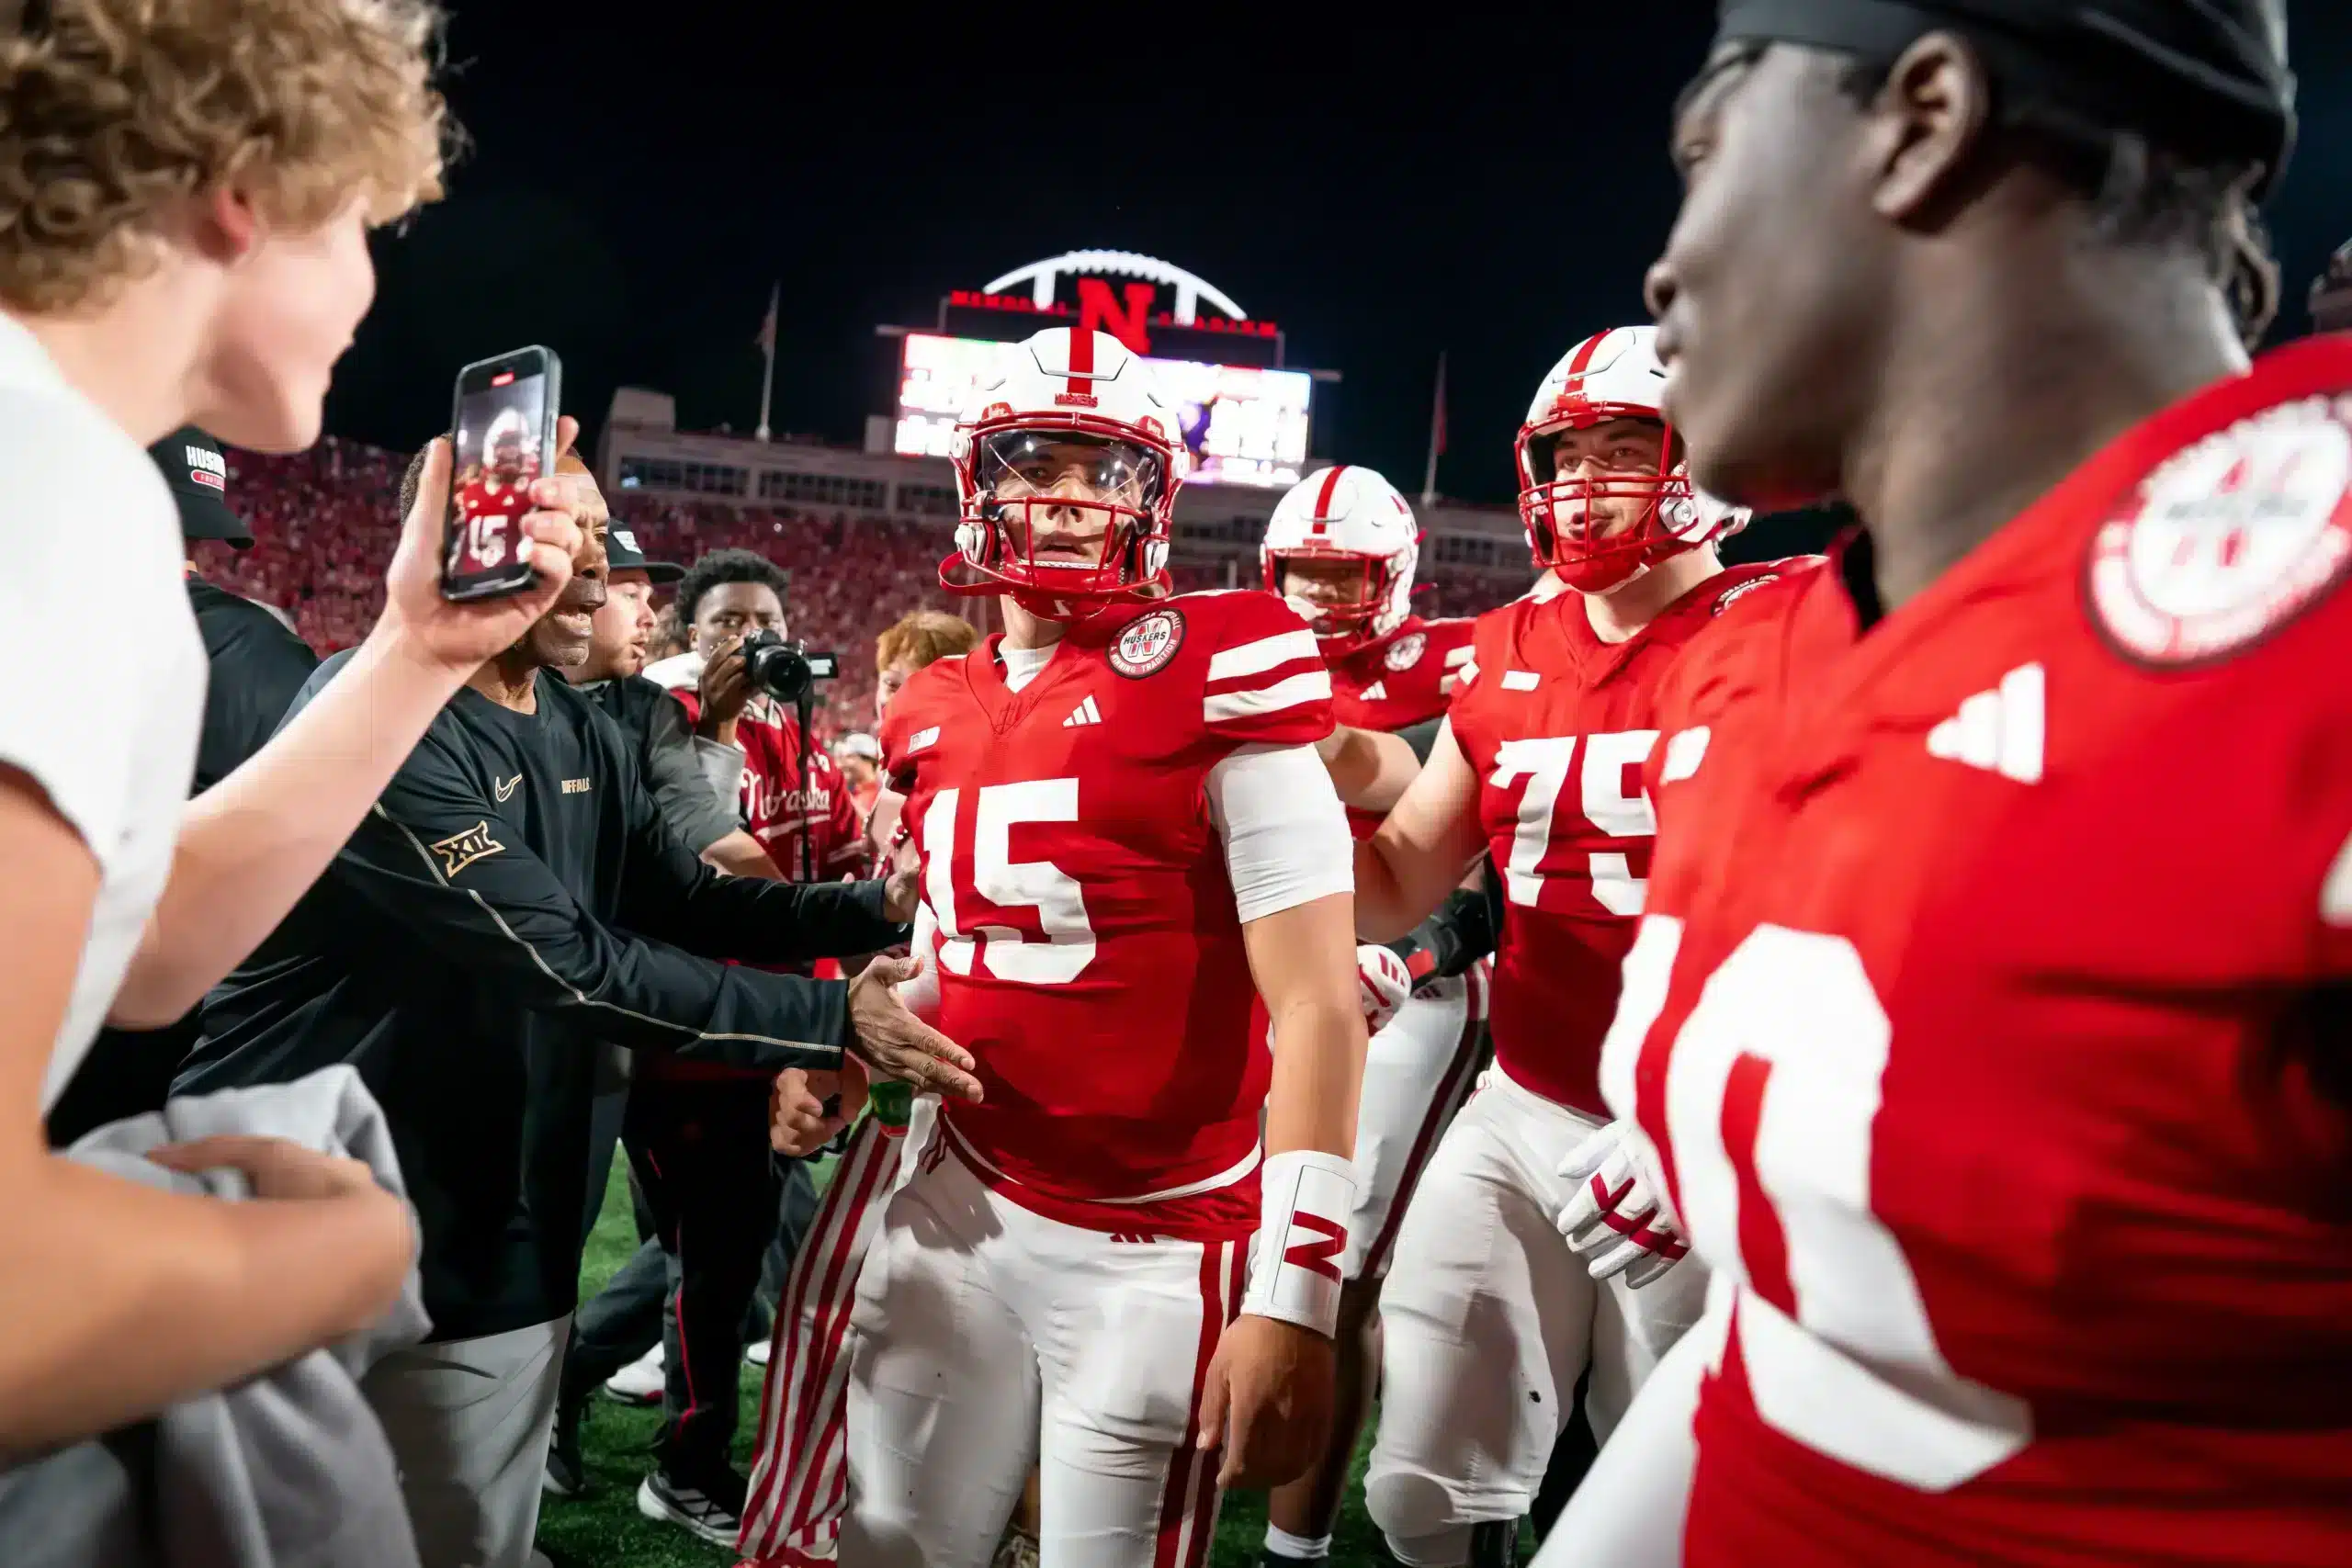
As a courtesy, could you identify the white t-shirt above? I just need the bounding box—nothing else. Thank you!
[0,313,207,1110]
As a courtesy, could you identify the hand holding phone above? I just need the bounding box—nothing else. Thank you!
[441,346,565,602]
[369,421,583,682]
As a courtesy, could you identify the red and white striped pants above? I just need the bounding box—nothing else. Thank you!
[739,1111,922,1567]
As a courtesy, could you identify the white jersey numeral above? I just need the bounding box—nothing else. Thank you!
[920,780,1097,986]
[1490,730,1658,916]
[465,510,509,568]
[1610,918,2033,1491]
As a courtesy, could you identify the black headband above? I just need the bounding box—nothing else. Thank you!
[1714,0,2295,197]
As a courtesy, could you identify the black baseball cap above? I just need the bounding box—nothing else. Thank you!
[148,426,252,548]
[605,519,684,584]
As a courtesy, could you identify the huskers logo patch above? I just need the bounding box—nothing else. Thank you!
[430,820,504,878]
[1109,607,1186,678]
[1384,630,1428,671]
[2087,397,2352,666]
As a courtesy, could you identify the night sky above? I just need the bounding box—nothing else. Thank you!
[324,6,2352,509]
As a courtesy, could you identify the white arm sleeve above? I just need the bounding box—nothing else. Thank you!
[1206,743,1354,925]
[894,899,942,1022]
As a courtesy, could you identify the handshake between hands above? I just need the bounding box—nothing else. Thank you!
[774,870,970,1155]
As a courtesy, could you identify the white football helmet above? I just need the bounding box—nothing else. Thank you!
[1515,325,1748,593]
[484,407,533,477]
[1261,465,1420,652]
[943,327,1190,615]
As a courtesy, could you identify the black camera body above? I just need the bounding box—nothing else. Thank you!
[740,630,839,705]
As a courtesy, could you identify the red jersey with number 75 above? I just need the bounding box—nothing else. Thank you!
[1444,566,1789,1117]
[1601,337,2352,1567]
[878,591,1336,1241]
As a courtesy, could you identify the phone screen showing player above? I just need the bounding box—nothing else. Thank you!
[440,345,563,601]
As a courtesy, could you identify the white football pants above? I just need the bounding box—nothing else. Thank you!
[840,1140,1242,1568]
[1364,1064,1710,1567]
[1344,967,1488,1281]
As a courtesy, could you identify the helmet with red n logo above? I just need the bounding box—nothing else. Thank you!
[1515,325,1748,593]
[943,327,1189,617]
[1261,465,1420,653]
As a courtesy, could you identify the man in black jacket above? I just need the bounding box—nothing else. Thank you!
[180,476,973,1568]
[46,428,320,1145]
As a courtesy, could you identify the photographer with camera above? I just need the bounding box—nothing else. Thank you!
[612,547,864,1541]
[645,549,859,883]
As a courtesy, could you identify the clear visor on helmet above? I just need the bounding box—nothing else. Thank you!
[979,431,1165,509]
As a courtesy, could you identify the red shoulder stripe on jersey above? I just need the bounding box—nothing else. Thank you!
[1203,629,1331,729]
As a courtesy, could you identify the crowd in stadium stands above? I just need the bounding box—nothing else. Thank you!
[193,435,1532,738]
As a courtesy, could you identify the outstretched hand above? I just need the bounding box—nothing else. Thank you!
[846,953,981,1102]
[375,416,586,678]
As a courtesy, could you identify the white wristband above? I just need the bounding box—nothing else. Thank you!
[1241,1148,1361,1337]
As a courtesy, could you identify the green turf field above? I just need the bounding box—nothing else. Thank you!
[535,1160,1408,1568]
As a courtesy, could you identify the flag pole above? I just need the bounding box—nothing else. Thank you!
[1419,349,1446,507]
[754,281,780,443]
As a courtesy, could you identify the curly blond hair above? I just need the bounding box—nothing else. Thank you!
[0,0,451,311]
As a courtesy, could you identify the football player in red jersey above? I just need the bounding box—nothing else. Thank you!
[1255,466,1487,1568]
[752,326,1373,1568]
[1537,6,2345,1568]
[1338,323,1780,1568]
[451,406,541,574]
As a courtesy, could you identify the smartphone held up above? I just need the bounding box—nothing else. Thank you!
[439,346,564,602]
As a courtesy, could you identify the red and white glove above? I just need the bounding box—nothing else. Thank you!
[1555,1120,1690,1289]
[1354,944,1412,1036]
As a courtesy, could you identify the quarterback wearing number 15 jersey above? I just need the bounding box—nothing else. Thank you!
[878,589,1337,1239]
[1606,340,2352,1565]
[1447,565,1783,1117]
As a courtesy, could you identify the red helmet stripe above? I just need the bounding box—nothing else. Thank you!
[1309,464,1348,534]
[1066,328,1096,400]
[1564,329,1609,383]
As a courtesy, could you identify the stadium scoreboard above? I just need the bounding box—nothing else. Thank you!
[890,250,1319,490]
[894,333,1312,491]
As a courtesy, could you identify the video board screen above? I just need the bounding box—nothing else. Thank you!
[893,333,1313,490]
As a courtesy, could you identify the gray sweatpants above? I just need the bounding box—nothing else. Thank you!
[363,1317,571,1568]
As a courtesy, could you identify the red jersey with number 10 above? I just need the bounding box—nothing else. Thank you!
[1327,614,1476,838]
[1445,567,1788,1117]
[1604,337,2352,1567]
[879,591,1336,1241]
